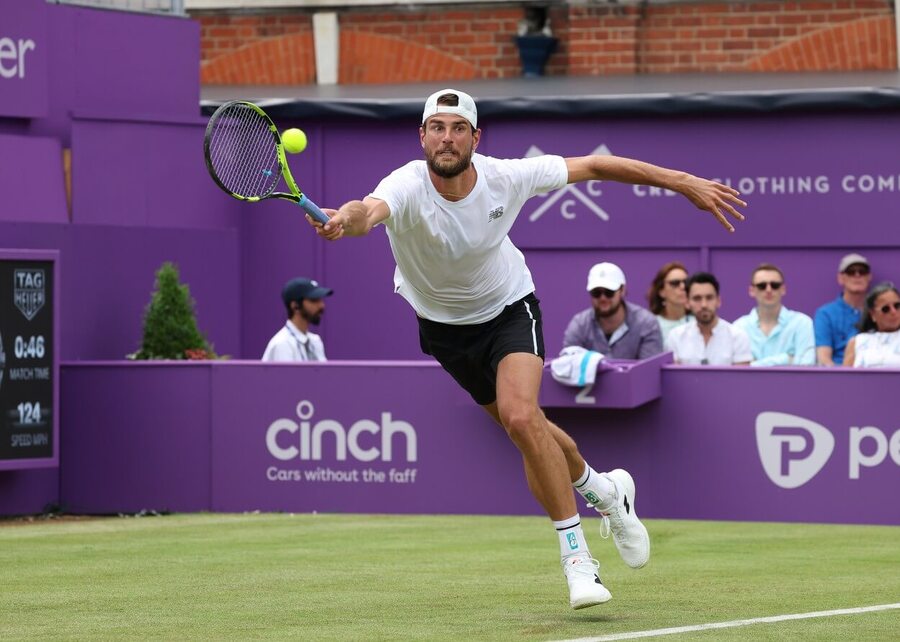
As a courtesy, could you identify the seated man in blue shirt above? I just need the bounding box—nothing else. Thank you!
[733,263,815,366]
[814,253,873,366]
[563,262,663,359]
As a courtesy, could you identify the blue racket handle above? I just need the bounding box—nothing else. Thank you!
[298,194,330,225]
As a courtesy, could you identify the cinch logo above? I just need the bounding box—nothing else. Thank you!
[266,400,417,463]
[526,144,611,223]
[756,412,834,489]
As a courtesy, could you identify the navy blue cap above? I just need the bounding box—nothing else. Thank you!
[282,277,333,304]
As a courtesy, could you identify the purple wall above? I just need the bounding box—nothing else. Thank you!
[58,362,900,525]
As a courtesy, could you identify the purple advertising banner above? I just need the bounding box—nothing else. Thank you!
[0,0,48,118]
[312,113,900,251]
[59,362,900,525]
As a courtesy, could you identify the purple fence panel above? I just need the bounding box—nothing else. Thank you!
[56,362,900,524]
[60,364,213,514]
[70,6,199,122]
[71,119,240,229]
[0,134,67,223]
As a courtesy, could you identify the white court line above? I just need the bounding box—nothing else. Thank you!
[552,603,900,642]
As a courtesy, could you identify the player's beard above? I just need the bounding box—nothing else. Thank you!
[426,145,473,179]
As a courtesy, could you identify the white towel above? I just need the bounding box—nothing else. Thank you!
[550,346,605,387]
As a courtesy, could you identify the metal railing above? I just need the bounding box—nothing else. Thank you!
[48,0,186,16]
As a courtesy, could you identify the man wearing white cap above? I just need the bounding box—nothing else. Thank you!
[814,253,873,366]
[307,88,746,609]
[563,262,663,360]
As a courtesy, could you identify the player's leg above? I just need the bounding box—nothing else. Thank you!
[491,352,610,608]
[493,352,574,519]
[543,417,651,570]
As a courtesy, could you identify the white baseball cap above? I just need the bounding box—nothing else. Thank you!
[422,88,478,129]
[586,262,626,292]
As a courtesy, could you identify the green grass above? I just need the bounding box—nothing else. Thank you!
[0,514,898,640]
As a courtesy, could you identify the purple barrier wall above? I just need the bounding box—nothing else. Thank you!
[0,134,67,223]
[58,362,900,525]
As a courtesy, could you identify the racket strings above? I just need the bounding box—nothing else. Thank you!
[208,104,281,199]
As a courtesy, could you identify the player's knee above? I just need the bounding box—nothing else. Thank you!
[499,404,543,445]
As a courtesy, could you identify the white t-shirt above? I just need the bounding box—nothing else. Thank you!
[665,317,752,365]
[261,321,327,362]
[370,153,568,324]
[853,331,900,368]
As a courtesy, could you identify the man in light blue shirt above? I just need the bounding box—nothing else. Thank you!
[733,263,815,366]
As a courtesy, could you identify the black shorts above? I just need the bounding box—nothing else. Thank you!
[417,293,545,406]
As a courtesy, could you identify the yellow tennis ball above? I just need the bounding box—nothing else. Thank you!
[282,128,307,154]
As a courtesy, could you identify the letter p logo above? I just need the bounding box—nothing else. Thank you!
[756,412,835,489]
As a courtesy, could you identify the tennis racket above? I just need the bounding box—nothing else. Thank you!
[203,100,330,224]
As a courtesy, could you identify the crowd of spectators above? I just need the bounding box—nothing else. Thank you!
[561,253,897,369]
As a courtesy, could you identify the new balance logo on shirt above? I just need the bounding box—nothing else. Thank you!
[488,206,504,221]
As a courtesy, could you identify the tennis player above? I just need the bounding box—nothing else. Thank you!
[307,89,746,609]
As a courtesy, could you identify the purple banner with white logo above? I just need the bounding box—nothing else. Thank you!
[59,362,900,525]
[0,0,48,118]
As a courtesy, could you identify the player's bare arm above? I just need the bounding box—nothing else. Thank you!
[564,155,747,232]
[306,197,390,241]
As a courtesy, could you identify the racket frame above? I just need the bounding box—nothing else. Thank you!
[204,100,330,224]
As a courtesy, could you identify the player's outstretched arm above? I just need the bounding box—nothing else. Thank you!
[564,155,746,232]
[305,197,390,241]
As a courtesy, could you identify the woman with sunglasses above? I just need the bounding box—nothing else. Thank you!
[647,261,691,345]
[843,282,900,368]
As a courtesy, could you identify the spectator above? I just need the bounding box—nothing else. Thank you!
[262,277,333,362]
[814,253,872,366]
[563,262,663,360]
[647,261,690,344]
[666,272,751,365]
[843,282,900,368]
[733,263,815,366]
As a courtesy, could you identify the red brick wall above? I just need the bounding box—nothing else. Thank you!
[192,1,897,85]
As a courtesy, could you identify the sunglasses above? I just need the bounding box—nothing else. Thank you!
[753,281,783,291]
[665,279,686,288]
[844,266,870,277]
[590,287,619,299]
[878,301,900,314]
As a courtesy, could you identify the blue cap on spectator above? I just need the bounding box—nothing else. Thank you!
[282,277,333,304]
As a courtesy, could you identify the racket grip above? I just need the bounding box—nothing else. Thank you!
[297,195,330,225]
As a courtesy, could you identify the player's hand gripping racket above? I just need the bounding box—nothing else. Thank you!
[203,100,329,224]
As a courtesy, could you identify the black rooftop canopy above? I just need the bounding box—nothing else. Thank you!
[200,71,900,120]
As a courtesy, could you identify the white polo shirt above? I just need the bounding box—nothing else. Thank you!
[666,317,752,365]
[261,321,327,362]
[371,153,568,324]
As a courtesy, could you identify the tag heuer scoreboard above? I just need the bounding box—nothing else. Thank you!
[0,250,58,470]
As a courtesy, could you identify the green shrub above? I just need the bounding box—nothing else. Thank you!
[130,262,216,360]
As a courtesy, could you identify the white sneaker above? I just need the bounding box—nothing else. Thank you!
[596,468,650,569]
[563,556,612,609]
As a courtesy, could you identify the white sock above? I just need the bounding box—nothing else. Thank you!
[553,514,590,561]
[573,463,616,510]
